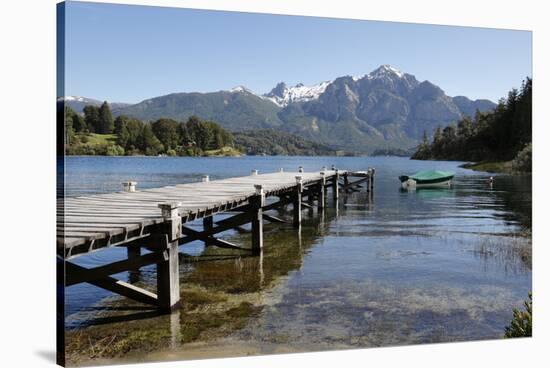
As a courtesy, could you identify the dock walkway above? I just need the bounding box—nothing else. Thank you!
[58,168,374,311]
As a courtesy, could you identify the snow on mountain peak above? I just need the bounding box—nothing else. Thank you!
[264,80,331,107]
[370,64,405,78]
[229,86,254,94]
[59,96,86,102]
[352,65,405,82]
[228,64,409,107]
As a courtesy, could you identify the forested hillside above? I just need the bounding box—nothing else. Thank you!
[63,102,237,156]
[233,129,335,156]
[107,65,496,153]
[61,101,336,157]
[412,78,532,172]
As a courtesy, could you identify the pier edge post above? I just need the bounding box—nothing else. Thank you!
[122,181,137,192]
[127,246,142,283]
[318,172,326,210]
[251,184,265,254]
[333,169,339,200]
[343,173,349,193]
[157,202,182,311]
[293,176,303,228]
[203,216,213,246]
[369,168,375,192]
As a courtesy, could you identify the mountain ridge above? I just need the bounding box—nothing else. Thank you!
[64,65,497,153]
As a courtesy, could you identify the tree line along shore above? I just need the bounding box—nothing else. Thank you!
[61,102,336,157]
[411,77,532,173]
[60,76,531,170]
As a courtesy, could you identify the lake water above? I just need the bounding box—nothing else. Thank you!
[62,156,532,365]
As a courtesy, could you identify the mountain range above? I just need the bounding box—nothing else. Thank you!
[64,65,496,153]
[60,96,131,112]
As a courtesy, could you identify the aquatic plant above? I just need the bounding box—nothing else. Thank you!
[504,292,532,338]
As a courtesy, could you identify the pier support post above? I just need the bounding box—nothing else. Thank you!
[293,176,303,228]
[333,169,339,200]
[127,246,141,259]
[157,240,180,311]
[122,181,137,192]
[157,202,182,311]
[251,185,265,254]
[343,173,349,193]
[127,246,141,283]
[307,188,315,215]
[203,216,213,246]
[368,168,375,192]
[318,173,326,210]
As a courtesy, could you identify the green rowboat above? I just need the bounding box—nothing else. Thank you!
[399,170,455,188]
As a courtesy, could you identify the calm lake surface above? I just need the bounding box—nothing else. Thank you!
[62,156,532,364]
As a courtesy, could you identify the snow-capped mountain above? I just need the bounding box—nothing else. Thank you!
[58,96,131,113]
[263,80,332,107]
[264,65,414,107]
[58,95,102,104]
[81,65,496,153]
[228,86,255,94]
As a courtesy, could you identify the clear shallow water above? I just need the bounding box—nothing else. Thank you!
[62,156,531,364]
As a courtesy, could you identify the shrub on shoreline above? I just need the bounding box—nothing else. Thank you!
[504,292,532,338]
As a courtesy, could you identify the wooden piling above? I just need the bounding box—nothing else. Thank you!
[122,181,137,192]
[250,184,265,254]
[318,173,326,210]
[157,239,180,311]
[127,246,141,259]
[333,169,339,200]
[203,216,213,246]
[369,168,375,192]
[343,173,349,193]
[127,246,141,283]
[157,203,182,311]
[293,176,303,228]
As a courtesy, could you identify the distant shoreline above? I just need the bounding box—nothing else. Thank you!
[460,161,515,174]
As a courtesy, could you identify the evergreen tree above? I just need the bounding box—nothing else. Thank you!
[421,130,429,146]
[457,116,473,139]
[64,106,75,146]
[433,126,442,144]
[138,124,163,155]
[98,101,114,134]
[411,77,532,165]
[125,119,144,148]
[114,115,130,135]
[72,113,86,133]
[151,118,179,151]
[83,105,100,133]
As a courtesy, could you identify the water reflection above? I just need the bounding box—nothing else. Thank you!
[63,157,531,365]
[65,206,340,365]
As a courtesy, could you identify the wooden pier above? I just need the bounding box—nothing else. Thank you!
[58,167,374,312]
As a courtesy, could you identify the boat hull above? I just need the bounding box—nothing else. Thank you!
[401,178,452,189]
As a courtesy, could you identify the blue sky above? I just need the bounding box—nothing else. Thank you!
[63,1,532,104]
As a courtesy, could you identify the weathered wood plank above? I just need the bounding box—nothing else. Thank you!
[58,170,343,255]
[66,250,168,286]
[65,262,158,306]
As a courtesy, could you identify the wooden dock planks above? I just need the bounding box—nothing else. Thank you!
[58,170,342,258]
